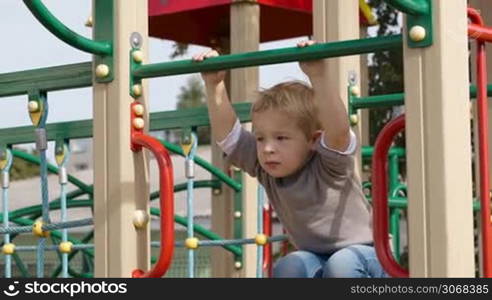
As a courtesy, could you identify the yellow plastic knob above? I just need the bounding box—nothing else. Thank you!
[32,220,49,238]
[409,26,426,42]
[133,118,145,130]
[133,104,145,116]
[59,241,73,254]
[255,234,268,246]
[2,243,15,255]
[133,50,144,63]
[132,210,149,229]
[132,84,142,97]
[185,237,199,249]
[350,86,361,97]
[28,101,39,113]
[95,64,109,78]
[349,114,359,126]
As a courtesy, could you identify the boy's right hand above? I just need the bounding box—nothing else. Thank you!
[192,50,226,86]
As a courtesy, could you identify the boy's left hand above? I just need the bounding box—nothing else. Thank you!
[297,40,325,79]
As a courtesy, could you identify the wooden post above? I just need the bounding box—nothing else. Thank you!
[211,0,260,277]
[93,0,150,277]
[405,0,475,277]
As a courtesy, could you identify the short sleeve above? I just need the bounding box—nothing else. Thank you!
[221,127,260,178]
[315,130,357,177]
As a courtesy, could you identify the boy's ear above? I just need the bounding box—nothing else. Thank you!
[310,130,323,148]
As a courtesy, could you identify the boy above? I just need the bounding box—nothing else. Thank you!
[193,41,387,278]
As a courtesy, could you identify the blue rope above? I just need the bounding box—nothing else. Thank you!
[1,149,13,278]
[185,132,198,278]
[0,218,94,234]
[31,93,49,278]
[56,142,70,278]
[256,185,265,278]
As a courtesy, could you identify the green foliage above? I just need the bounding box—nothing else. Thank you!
[10,149,39,181]
[175,76,211,145]
[169,43,189,59]
[367,0,404,145]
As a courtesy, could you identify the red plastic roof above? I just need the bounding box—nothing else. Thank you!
[148,0,370,47]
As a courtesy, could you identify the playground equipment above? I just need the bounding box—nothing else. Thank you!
[0,0,491,278]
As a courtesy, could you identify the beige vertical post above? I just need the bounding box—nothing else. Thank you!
[313,0,362,171]
[405,0,475,277]
[360,21,371,181]
[211,0,260,277]
[93,0,150,277]
[469,0,492,277]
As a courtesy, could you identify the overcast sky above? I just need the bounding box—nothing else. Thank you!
[0,0,307,131]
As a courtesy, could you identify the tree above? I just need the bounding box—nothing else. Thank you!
[175,76,211,145]
[367,0,404,145]
[10,148,40,181]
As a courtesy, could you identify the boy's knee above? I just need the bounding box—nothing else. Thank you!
[323,245,379,278]
[273,251,322,278]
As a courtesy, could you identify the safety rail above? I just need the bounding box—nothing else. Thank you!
[22,0,111,55]
[132,35,402,80]
[372,114,408,278]
[468,7,492,278]
[385,0,430,16]
[130,102,175,278]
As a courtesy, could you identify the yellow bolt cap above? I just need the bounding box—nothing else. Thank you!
[2,243,15,255]
[59,241,73,254]
[409,26,426,42]
[32,220,49,238]
[133,50,144,63]
[133,118,145,130]
[133,210,149,229]
[185,237,199,249]
[234,261,242,269]
[95,64,109,78]
[350,86,361,97]
[132,84,142,97]
[133,104,145,116]
[234,211,242,218]
[349,114,359,126]
[255,234,268,246]
[28,101,39,113]
[85,16,93,27]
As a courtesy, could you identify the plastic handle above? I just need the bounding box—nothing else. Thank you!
[372,114,408,278]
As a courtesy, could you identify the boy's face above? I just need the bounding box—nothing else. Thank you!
[252,109,318,178]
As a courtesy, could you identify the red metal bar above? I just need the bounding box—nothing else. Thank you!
[263,204,273,277]
[130,103,175,278]
[468,7,492,278]
[372,114,408,278]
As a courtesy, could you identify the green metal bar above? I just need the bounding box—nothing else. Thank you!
[362,146,406,158]
[351,85,492,111]
[384,0,429,16]
[22,0,111,55]
[389,154,400,194]
[352,93,404,110]
[0,62,92,98]
[133,35,402,79]
[150,103,252,130]
[470,84,492,99]
[0,103,251,145]
[390,209,401,262]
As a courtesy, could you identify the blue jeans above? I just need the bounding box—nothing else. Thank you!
[273,244,388,278]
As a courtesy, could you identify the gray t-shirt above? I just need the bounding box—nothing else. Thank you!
[224,127,373,253]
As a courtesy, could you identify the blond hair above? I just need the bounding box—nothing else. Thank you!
[252,81,322,138]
